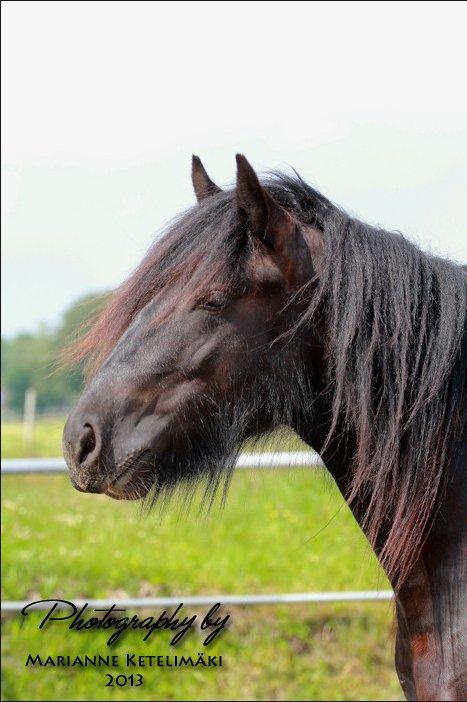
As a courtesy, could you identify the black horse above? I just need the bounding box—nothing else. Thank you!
[63,155,466,700]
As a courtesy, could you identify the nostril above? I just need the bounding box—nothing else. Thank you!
[78,423,98,466]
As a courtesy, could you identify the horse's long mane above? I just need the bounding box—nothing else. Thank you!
[71,171,467,587]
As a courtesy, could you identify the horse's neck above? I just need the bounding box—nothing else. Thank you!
[295,392,467,699]
[293,392,357,509]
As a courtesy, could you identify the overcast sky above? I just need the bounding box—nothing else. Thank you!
[2,0,467,337]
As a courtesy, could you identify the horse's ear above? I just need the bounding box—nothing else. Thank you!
[235,154,293,250]
[191,155,222,202]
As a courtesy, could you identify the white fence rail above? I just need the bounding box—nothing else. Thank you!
[1,591,393,613]
[1,451,323,474]
[1,453,393,611]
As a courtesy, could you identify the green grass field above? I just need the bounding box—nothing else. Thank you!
[1,421,402,701]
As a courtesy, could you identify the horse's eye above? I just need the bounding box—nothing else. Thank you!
[200,291,229,312]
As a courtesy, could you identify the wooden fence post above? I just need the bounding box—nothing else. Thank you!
[23,387,37,449]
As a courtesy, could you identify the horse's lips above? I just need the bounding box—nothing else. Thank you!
[112,465,139,490]
[105,451,157,500]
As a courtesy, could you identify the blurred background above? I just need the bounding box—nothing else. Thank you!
[2,1,466,700]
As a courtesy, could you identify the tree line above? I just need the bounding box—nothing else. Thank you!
[1,292,109,413]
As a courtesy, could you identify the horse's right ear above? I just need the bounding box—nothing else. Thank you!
[191,155,222,202]
[235,154,294,251]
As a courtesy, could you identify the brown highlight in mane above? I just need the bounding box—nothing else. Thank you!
[68,172,467,588]
[68,192,243,376]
